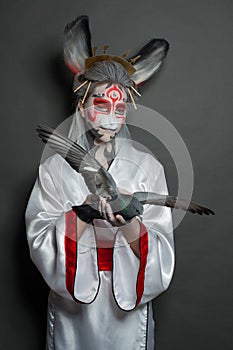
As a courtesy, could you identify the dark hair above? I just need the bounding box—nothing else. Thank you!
[72,60,136,109]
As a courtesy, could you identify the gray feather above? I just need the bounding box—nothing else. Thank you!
[37,126,214,216]
[36,125,118,199]
[130,39,169,85]
[63,15,92,75]
[134,192,215,215]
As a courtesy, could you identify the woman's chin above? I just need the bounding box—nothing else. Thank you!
[96,129,119,143]
[97,134,113,143]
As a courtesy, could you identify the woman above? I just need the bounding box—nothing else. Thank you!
[26,16,174,350]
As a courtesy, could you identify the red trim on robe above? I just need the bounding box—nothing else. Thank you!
[97,248,113,271]
[136,222,149,306]
[64,213,148,305]
[65,214,114,298]
[65,209,77,298]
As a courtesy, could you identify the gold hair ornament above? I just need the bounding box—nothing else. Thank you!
[92,47,98,56]
[85,46,141,77]
[78,82,139,110]
[74,46,141,109]
[130,86,141,97]
[127,88,137,110]
[81,81,92,104]
[73,79,88,93]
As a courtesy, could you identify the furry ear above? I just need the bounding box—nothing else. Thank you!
[129,39,169,86]
[63,15,92,75]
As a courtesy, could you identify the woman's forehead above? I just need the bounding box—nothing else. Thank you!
[92,83,127,100]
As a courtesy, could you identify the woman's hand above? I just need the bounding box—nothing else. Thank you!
[81,195,142,258]
[98,196,132,227]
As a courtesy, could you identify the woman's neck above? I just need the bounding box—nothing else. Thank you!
[94,141,115,170]
[86,130,116,170]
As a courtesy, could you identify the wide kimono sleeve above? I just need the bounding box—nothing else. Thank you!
[112,158,175,311]
[25,156,100,303]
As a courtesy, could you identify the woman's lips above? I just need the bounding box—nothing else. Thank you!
[98,126,118,132]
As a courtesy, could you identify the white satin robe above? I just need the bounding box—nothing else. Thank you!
[25,142,174,350]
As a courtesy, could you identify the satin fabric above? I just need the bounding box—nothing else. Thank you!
[26,141,174,350]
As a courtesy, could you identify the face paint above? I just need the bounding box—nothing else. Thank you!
[81,83,127,143]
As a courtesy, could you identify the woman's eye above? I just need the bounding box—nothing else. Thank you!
[95,105,108,112]
[116,108,126,115]
[115,104,126,115]
[94,100,111,113]
[116,110,124,115]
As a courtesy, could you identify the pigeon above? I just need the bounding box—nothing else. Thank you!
[36,125,215,222]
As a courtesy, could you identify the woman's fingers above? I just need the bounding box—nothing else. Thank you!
[98,197,130,227]
[99,197,107,220]
[113,213,131,227]
[105,203,119,225]
[115,214,127,225]
[105,206,129,227]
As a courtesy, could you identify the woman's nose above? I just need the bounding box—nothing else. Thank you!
[109,112,115,124]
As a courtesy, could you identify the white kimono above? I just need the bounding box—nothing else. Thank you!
[25,140,174,350]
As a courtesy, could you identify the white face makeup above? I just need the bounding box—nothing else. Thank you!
[79,83,127,143]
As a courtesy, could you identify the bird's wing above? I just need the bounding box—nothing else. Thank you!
[36,125,118,199]
[133,192,215,215]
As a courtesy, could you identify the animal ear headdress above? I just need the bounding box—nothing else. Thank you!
[63,15,169,106]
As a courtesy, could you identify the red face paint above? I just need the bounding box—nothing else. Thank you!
[106,84,123,103]
[82,83,127,142]
[94,98,112,114]
[87,109,96,122]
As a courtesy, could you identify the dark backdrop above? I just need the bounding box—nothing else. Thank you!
[1,1,232,349]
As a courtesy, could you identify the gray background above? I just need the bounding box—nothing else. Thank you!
[1,0,232,349]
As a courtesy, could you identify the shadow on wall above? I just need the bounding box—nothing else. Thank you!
[12,53,73,348]
[44,51,75,116]
[15,176,49,349]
